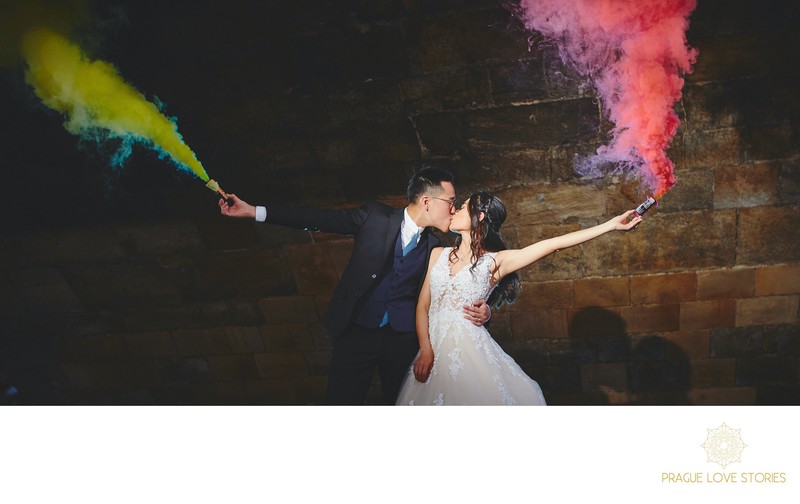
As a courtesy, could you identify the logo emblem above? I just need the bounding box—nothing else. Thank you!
[701,422,747,469]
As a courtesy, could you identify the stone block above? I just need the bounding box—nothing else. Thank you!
[755,264,800,296]
[292,377,327,405]
[123,304,206,332]
[663,330,711,360]
[568,306,625,341]
[680,299,736,330]
[580,362,627,393]
[683,128,742,169]
[509,281,573,310]
[340,77,408,122]
[489,58,549,106]
[327,240,356,278]
[681,82,740,129]
[224,326,265,354]
[0,269,26,323]
[11,227,127,267]
[193,381,247,405]
[61,333,130,362]
[402,67,492,114]
[149,385,197,405]
[616,210,738,273]
[574,277,629,308]
[778,158,800,204]
[407,8,525,74]
[283,243,341,296]
[200,301,264,328]
[737,205,800,265]
[196,250,296,301]
[708,325,799,358]
[736,355,799,387]
[458,148,555,187]
[736,296,799,327]
[259,296,319,325]
[253,352,309,379]
[242,379,296,405]
[61,362,91,388]
[756,386,800,405]
[630,273,696,305]
[620,304,680,334]
[353,120,420,165]
[464,99,599,151]
[261,324,316,352]
[657,168,715,212]
[746,123,799,161]
[714,162,780,209]
[172,328,230,356]
[697,268,755,300]
[84,361,136,389]
[315,127,358,169]
[629,357,691,392]
[510,309,568,340]
[9,267,84,315]
[690,358,737,388]
[123,332,177,359]
[67,261,183,310]
[207,355,260,381]
[116,220,204,257]
[126,360,166,389]
[0,238,15,268]
[500,184,608,225]
[685,387,756,405]
[303,350,332,376]
[509,223,582,283]
[27,311,119,339]
[688,33,776,83]
[413,112,467,156]
[163,357,212,386]
[196,217,260,252]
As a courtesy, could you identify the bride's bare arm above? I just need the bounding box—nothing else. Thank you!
[413,248,443,383]
[493,210,641,281]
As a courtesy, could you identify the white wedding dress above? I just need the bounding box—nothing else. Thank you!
[396,248,546,405]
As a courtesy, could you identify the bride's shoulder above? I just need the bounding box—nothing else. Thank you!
[430,246,448,259]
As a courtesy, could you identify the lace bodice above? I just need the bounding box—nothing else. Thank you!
[396,247,546,405]
[429,247,497,319]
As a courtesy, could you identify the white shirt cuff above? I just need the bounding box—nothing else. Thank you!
[255,206,267,222]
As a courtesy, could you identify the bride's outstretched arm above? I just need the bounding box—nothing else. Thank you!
[413,248,443,383]
[494,210,642,281]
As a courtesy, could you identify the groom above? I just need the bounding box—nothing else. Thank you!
[219,168,491,404]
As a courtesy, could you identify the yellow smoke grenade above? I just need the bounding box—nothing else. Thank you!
[21,26,209,182]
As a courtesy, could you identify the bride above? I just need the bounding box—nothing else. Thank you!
[396,190,642,405]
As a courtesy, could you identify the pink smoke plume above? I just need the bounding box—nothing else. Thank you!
[517,0,698,197]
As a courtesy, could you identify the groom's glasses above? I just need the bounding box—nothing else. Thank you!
[431,196,459,210]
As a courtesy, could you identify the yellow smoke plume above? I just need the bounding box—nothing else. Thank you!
[20,26,209,182]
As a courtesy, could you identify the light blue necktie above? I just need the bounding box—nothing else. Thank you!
[403,229,420,256]
[380,229,421,327]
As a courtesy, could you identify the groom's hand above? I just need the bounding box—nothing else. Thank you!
[463,299,491,327]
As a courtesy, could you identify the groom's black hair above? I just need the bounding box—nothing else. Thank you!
[407,167,454,202]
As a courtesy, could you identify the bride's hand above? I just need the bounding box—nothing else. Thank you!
[413,349,434,382]
[611,209,643,231]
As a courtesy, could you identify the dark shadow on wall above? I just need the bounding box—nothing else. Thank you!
[546,307,691,405]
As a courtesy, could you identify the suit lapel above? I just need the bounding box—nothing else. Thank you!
[384,208,404,258]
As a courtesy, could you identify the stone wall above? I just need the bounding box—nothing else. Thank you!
[0,0,797,404]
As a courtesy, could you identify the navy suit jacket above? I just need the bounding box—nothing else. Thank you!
[264,201,441,340]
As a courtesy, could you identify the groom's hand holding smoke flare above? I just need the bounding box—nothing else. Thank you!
[218,193,256,219]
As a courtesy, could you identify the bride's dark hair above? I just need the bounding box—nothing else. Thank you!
[449,190,521,309]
